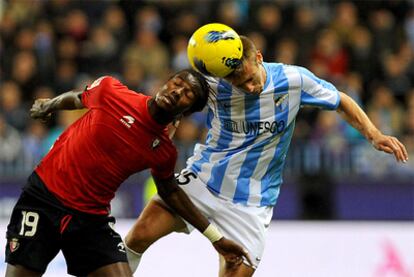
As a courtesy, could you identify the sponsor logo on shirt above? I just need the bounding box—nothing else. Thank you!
[120,115,135,128]
[223,119,286,135]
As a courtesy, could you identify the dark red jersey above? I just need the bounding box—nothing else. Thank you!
[35,76,177,215]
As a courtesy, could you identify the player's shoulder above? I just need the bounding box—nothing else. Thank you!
[99,75,123,86]
[202,74,220,86]
[265,62,304,73]
[262,62,296,79]
[87,75,123,90]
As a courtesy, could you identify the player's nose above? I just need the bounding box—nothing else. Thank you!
[173,87,184,96]
[245,83,255,93]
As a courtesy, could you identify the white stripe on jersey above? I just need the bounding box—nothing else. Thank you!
[284,66,302,124]
[187,63,339,207]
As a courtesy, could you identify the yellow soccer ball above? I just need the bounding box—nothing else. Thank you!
[187,23,243,78]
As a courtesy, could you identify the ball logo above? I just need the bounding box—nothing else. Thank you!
[204,30,236,43]
[193,58,210,75]
[222,57,241,69]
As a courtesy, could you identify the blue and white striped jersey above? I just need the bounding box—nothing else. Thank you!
[186,62,340,207]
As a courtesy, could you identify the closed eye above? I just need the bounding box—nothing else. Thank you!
[243,78,253,85]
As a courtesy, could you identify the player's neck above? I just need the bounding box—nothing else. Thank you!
[148,98,174,126]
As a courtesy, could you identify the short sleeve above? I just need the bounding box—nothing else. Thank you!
[150,149,177,180]
[298,67,340,110]
[81,76,112,109]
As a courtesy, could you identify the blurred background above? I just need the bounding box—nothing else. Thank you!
[0,0,413,276]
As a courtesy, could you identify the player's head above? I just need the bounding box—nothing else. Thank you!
[225,35,266,95]
[155,69,210,117]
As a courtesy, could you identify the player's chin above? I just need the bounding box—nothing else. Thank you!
[249,90,262,95]
[157,98,175,111]
[249,87,263,95]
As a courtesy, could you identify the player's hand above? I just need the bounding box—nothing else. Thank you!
[371,134,409,163]
[212,237,254,268]
[30,99,52,122]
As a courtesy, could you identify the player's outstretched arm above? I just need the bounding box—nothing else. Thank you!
[154,176,252,266]
[30,90,84,121]
[336,92,409,163]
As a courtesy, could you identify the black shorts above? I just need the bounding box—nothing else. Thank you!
[5,191,127,276]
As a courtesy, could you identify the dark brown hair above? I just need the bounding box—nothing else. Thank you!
[174,69,211,114]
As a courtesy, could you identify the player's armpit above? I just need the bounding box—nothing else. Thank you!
[153,176,180,198]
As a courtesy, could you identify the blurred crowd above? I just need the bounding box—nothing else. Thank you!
[0,0,413,178]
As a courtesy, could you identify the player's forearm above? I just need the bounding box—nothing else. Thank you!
[155,180,210,232]
[336,92,381,142]
[44,90,84,112]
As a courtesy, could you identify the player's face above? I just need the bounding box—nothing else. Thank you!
[155,74,197,115]
[227,52,265,95]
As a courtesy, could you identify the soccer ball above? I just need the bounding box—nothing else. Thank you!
[187,23,243,78]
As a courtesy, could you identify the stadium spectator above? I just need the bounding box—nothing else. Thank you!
[348,26,377,85]
[369,9,399,60]
[81,25,119,75]
[289,6,319,66]
[382,53,412,100]
[252,2,282,60]
[34,19,55,83]
[273,37,299,65]
[10,51,39,102]
[0,81,28,131]
[171,35,191,71]
[54,60,78,93]
[311,28,349,82]
[102,5,129,46]
[367,84,405,136]
[311,111,348,156]
[0,114,22,177]
[21,120,47,169]
[0,115,22,169]
[329,1,359,45]
[63,9,89,42]
[123,28,169,82]
[121,62,146,92]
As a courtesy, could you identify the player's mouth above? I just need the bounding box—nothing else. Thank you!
[249,87,262,95]
[161,95,177,106]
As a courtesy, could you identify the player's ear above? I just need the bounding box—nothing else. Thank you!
[257,51,263,64]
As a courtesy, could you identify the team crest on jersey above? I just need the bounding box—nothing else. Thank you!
[274,94,288,111]
[152,138,160,149]
[9,238,19,252]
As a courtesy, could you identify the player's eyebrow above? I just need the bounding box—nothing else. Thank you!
[181,74,197,88]
[242,77,253,84]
